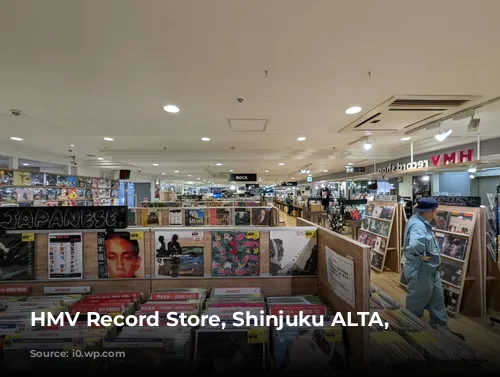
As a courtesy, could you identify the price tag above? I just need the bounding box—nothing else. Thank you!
[247,327,267,344]
[246,231,260,240]
[129,232,144,240]
[325,326,342,342]
[21,233,35,242]
[305,230,316,239]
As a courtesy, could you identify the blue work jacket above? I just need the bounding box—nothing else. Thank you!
[403,213,441,271]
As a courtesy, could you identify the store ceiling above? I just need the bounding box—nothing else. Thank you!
[1,0,500,184]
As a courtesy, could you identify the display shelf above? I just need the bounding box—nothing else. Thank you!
[0,217,372,370]
[0,168,119,207]
[129,206,279,228]
[399,205,484,318]
[358,201,401,274]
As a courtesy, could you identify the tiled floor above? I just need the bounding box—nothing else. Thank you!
[284,210,500,367]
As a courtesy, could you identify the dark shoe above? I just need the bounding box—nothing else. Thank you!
[451,331,465,341]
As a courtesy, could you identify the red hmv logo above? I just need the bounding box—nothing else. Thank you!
[431,149,474,166]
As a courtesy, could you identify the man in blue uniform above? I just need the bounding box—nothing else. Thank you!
[402,198,463,339]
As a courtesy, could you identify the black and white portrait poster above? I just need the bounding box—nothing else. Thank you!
[0,233,34,281]
[48,233,83,279]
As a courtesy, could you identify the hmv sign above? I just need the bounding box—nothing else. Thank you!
[377,149,475,174]
[228,173,257,182]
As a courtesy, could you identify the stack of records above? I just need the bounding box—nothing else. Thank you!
[369,287,480,371]
[267,295,346,373]
[1,291,128,371]
[104,289,200,371]
[196,287,266,372]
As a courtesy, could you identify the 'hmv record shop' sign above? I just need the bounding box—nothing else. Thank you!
[0,206,128,231]
[228,173,257,182]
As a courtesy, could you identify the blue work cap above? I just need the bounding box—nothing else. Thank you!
[415,197,438,213]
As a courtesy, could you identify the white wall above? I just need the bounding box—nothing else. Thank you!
[399,176,412,197]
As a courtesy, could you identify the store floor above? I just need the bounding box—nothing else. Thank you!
[281,210,500,366]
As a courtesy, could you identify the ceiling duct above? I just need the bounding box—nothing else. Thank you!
[337,95,481,135]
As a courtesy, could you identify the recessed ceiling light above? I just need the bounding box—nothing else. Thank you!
[103,137,114,141]
[22,163,29,166]
[229,169,233,172]
[345,106,362,115]
[365,132,372,135]
[174,170,179,173]
[348,162,354,166]
[188,174,191,177]
[297,136,306,141]
[161,173,165,175]
[203,180,206,182]
[265,170,269,173]
[278,163,285,166]
[291,177,295,180]
[201,137,210,141]
[401,137,411,141]
[216,163,222,166]
[152,163,159,166]
[164,105,180,113]
[97,157,104,160]
[197,178,200,180]
[10,137,23,141]
[70,144,75,147]
[323,170,328,172]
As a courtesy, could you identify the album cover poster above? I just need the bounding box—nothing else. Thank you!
[45,174,57,186]
[379,222,390,237]
[13,171,30,186]
[234,208,250,226]
[48,233,83,279]
[447,212,474,235]
[169,209,183,226]
[431,210,450,230]
[0,170,14,185]
[0,234,34,281]
[365,204,375,217]
[16,188,33,202]
[372,205,383,218]
[361,217,371,231]
[211,231,260,277]
[369,219,382,235]
[32,188,47,200]
[146,208,160,226]
[251,208,271,226]
[127,209,137,226]
[208,208,231,226]
[358,231,369,245]
[434,232,445,252]
[441,234,468,260]
[379,206,394,220]
[185,208,205,226]
[29,173,44,186]
[155,231,204,278]
[371,251,384,270]
[269,229,317,276]
[97,231,145,279]
[439,260,463,287]
[443,284,460,313]
[373,236,383,253]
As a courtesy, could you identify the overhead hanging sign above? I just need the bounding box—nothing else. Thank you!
[374,195,398,202]
[281,182,298,187]
[228,173,257,182]
[346,166,366,173]
[306,176,313,182]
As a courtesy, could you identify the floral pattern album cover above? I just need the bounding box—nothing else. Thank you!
[211,231,260,277]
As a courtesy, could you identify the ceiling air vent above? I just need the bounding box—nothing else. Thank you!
[337,94,482,135]
[228,119,268,132]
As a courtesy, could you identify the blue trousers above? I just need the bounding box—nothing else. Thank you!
[404,263,448,329]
